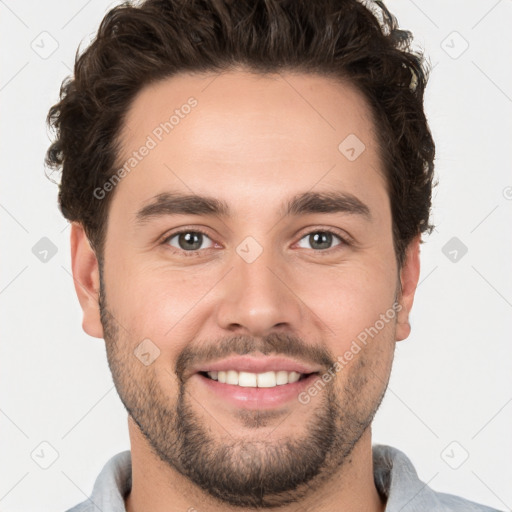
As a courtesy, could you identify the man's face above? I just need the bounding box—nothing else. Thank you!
[79,71,417,507]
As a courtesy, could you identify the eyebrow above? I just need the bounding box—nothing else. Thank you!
[135,190,372,225]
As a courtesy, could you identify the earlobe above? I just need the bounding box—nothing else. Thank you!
[70,222,104,339]
[395,234,421,342]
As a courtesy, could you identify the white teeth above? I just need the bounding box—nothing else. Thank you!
[226,370,239,385]
[257,371,276,388]
[238,371,257,387]
[205,370,307,387]
[288,371,301,383]
[276,370,289,385]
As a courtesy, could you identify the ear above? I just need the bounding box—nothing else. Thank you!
[395,234,421,342]
[70,222,104,339]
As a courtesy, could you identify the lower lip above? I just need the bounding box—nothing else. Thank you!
[193,372,320,410]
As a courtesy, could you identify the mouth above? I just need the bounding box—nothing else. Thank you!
[199,370,316,388]
[194,370,321,410]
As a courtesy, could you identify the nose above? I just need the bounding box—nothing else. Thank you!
[215,244,303,338]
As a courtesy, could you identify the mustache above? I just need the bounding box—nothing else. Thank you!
[175,332,334,381]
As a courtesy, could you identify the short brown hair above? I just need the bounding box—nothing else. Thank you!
[45,0,436,268]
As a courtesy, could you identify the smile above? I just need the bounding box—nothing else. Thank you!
[202,370,314,388]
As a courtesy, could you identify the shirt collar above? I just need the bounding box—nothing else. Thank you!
[83,444,480,511]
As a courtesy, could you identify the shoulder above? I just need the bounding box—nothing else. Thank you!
[63,450,132,512]
[433,489,503,511]
[64,503,96,512]
[372,444,503,512]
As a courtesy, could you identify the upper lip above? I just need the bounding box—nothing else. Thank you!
[191,355,322,376]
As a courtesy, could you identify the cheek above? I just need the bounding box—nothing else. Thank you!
[291,257,398,347]
[103,226,398,360]
[327,311,396,409]
[104,261,219,353]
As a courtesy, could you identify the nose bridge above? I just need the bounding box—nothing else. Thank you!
[215,237,302,336]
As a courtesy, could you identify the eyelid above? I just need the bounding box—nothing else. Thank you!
[160,226,216,254]
[160,225,353,256]
[294,225,353,246]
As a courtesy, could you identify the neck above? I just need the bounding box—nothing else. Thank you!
[124,417,386,512]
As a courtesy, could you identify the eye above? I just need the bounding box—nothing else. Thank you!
[161,227,350,257]
[296,230,347,251]
[163,229,215,254]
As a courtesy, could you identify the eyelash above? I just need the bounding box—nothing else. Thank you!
[160,227,352,258]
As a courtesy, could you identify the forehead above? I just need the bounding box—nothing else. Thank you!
[113,70,387,221]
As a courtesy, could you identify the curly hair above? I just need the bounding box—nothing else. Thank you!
[45,0,436,269]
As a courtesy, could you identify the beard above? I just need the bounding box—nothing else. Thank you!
[98,272,394,508]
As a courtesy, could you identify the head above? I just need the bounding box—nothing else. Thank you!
[46,0,435,508]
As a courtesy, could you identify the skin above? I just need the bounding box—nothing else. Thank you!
[71,70,420,511]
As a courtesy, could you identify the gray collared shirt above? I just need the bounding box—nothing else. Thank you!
[65,444,502,511]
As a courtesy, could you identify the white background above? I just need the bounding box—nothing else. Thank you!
[1,1,511,510]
